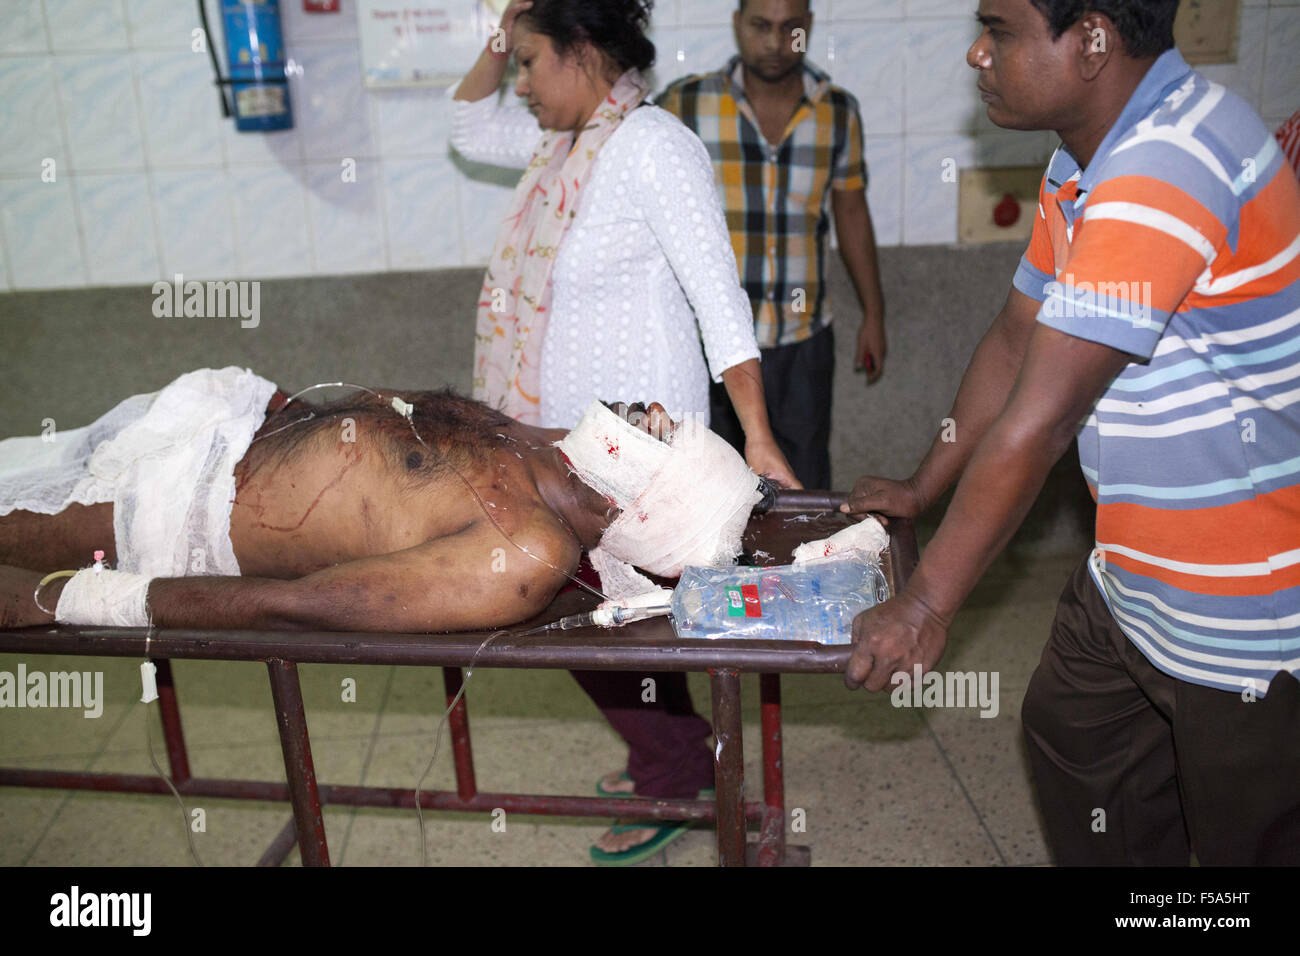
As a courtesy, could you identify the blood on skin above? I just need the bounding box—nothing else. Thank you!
[233,454,273,494]
[256,447,364,533]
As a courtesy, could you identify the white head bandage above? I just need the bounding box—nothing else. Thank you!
[55,568,152,627]
[557,402,762,599]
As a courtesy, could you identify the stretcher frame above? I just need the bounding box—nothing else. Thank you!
[0,493,916,867]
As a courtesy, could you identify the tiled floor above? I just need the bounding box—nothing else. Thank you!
[0,552,1079,867]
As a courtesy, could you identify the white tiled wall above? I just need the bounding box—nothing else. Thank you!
[0,0,1296,291]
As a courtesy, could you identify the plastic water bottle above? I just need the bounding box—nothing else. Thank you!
[670,555,890,645]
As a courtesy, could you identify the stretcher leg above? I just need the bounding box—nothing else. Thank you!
[154,658,191,785]
[257,816,299,867]
[757,672,785,866]
[267,659,330,866]
[442,667,477,799]
[709,667,746,867]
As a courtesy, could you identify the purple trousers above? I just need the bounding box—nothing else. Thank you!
[564,557,714,799]
[569,669,716,799]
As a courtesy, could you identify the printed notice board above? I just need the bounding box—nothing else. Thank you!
[358,0,510,87]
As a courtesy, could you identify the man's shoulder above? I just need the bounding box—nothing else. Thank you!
[417,462,581,576]
[819,82,863,118]
[1086,70,1284,239]
[1104,71,1270,190]
[657,67,731,106]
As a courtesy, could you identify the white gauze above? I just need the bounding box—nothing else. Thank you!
[791,516,888,566]
[557,401,762,600]
[0,366,275,579]
[55,569,152,627]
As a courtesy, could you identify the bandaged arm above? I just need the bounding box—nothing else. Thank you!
[40,520,579,633]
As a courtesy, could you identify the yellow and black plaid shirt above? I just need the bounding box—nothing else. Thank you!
[657,57,867,348]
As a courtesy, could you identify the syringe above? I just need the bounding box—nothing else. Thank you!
[536,604,673,631]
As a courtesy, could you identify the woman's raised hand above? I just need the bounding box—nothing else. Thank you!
[456,0,534,101]
[495,0,535,54]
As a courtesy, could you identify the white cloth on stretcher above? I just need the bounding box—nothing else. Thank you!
[0,367,277,578]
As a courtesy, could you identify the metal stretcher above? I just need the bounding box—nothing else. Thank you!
[0,492,916,867]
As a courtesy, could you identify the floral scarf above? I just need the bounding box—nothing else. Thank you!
[471,68,650,423]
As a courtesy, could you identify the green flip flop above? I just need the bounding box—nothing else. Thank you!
[595,771,635,798]
[588,788,716,867]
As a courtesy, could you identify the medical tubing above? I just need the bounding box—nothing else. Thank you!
[33,568,77,616]
[137,646,204,869]
[546,604,673,630]
[414,628,511,867]
[440,451,608,603]
[145,702,202,866]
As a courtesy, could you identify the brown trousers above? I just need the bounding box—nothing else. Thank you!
[1022,557,1300,865]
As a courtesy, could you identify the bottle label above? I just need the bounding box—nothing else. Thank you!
[726,584,762,618]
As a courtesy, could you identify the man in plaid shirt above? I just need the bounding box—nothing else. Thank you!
[657,0,886,489]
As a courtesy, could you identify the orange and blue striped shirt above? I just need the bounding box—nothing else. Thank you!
[1013,49,1300,695]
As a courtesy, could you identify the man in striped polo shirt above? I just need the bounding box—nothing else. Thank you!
[843,0,1299,865]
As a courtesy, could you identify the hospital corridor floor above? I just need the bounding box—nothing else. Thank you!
[0,552,1075,867]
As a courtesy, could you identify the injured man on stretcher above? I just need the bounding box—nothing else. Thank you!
[0,367,766,632]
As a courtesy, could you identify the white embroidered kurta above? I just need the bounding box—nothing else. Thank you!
[451,89,760,429]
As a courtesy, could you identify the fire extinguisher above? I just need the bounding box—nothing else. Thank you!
[199,1,294,132]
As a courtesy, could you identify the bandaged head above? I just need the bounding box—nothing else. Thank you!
[556,401,762,600]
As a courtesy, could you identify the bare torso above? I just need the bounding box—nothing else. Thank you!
[227,413,572,579]
[0,393,666,633]
[0,397,578,583]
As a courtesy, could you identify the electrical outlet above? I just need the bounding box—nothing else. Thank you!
[957,165,1043,245]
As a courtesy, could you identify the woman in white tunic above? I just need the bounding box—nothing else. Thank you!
[450,0,796,866]
[450,0,796,487]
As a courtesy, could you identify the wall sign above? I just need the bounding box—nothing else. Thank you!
[358,0,509,87]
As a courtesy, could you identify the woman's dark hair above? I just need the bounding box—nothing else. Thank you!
[520,0,656,73]
[1028,0,1178,58]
